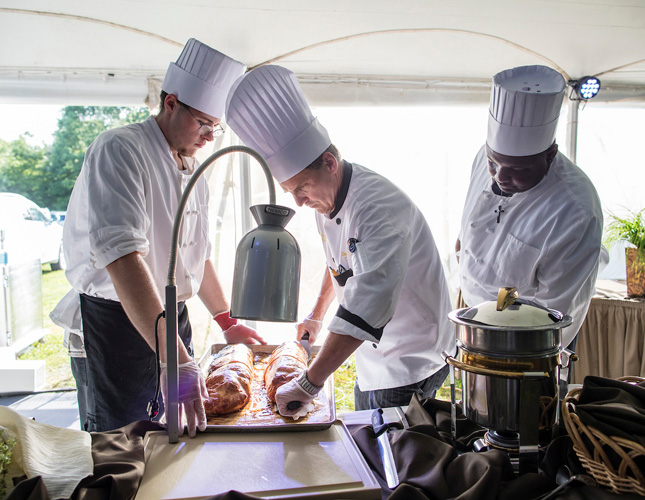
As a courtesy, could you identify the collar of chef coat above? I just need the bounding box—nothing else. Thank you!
[328,160,353,219]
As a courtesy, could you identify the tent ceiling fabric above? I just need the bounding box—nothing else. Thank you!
[1,0,644,106]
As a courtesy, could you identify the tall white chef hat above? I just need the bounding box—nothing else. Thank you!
[225,65,331,183]
[487,65,566,157]
[162,38,246,119]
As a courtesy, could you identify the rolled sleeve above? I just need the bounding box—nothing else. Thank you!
[328,311,382,344]
[90,225,149,269]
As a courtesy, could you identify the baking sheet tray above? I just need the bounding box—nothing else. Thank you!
[197,343,336,432]
[135,420,380,500]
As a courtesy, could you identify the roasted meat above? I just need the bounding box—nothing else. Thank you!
[204,344,255,416]
[264,341,309,402]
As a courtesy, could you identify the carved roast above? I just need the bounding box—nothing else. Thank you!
[204,344,255,416]
[264,341,309,402]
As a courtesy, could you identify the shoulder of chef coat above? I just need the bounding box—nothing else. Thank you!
[521,152,603,251]
[82,119,165,269]
[547,153,602,217]
[531,153,603,293]
[348,165,419,227]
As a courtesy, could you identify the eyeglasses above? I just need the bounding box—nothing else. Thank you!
[178,101,225,137]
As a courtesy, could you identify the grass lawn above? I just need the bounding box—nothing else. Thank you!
[17,267,75,390]
[16,268,461,413]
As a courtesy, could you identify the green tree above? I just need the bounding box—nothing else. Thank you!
[0,135,48,204]
[42,106,149,209]
[0,106,149,210]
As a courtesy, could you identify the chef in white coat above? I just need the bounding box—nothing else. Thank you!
[456,65,604,350]
[225,65,455,415]
[50,39,263,436]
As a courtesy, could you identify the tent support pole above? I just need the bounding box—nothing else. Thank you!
[565,98,579,164]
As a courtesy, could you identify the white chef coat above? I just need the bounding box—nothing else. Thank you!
[458,146,603,348]
[317,163,454,391]
[50,116,211,348]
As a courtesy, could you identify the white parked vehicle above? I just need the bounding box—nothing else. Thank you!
[0,192,66,270]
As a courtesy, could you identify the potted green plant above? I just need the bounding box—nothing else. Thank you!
[604,208,645,298]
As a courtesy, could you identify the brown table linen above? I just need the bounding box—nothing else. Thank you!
[351,396,645,500]
[572,281,645,384]
[7,420,163,500]
[7,397,645,500]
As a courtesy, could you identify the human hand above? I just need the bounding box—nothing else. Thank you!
[223,323,267,345]
[296,315,323,345]
[160,359,209,437]
[275,371,320,420]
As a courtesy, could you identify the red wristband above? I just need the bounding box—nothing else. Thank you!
[214,311,238,331]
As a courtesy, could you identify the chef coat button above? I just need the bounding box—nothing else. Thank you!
[476,258,483,264]
[189,241,196,247]
[464,249,469,255]
[372,343,377,349]
[470,222,476,228]
[336,218,341,225]
[474,283,479,288]
[486,227,495,233]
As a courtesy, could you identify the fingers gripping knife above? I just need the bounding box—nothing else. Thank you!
[371,408,400,489]
[299,332,311,359]
[286,332,312,411]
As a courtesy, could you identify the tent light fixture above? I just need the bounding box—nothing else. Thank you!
[569,76,601,100]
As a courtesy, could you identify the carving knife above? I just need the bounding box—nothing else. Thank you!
[286,332,312,411]
[371,408,400,489]
[299,332,311,360]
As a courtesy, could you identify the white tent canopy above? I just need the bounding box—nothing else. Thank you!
[1,0,645,107]
[1,0,643,343]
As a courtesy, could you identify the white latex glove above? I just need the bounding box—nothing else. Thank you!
[160,359,209,437]
[275,373,318,420]
[296,314,323,345]
[224,323,267,345]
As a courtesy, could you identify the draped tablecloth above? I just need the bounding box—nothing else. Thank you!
[8,396,645,500]
[572,280,645,384]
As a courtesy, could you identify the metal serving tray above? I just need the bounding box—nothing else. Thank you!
[135,420,380,499]
[197,343,336,432]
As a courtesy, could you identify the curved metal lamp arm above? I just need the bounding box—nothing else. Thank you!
[165,145,274,443]
[167,144,275,285]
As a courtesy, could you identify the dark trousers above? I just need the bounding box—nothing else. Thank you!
[353,364,450,411]
[71,294,193,432]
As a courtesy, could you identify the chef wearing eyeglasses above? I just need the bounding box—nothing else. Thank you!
[51,39,265,437]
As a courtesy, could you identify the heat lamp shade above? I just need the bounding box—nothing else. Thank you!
[230,216,301,322]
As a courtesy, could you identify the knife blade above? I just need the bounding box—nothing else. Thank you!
[299,332,311,361]
[286,333,311,411]
[371,408,400,489]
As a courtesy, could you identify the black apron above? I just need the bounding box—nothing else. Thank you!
[71,294,193,432]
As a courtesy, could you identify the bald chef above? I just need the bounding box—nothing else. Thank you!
[456,65,604,351]
[226,65,455,416]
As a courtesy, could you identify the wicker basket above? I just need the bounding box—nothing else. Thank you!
[562,376,645,495]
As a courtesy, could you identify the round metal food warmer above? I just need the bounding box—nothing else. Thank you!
[443,287,576,474]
